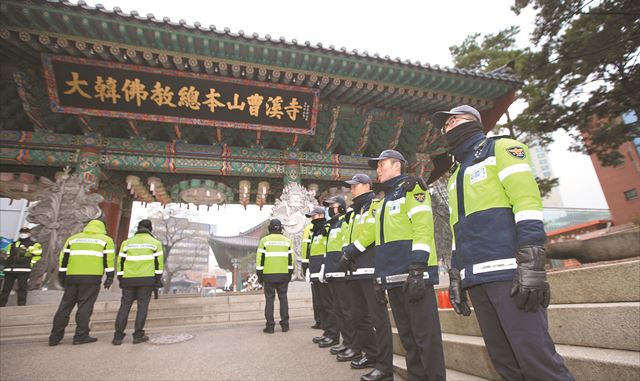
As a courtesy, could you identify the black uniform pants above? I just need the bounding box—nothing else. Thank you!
[348,278,394,374]
[388,284,446,381]
[345,278,376,354]
[0,272,29,306]
[264,281,289,328]
[317,281,339,340]
[114,286,154,339]
[469,280,575,381]
[329,280,356,346]
[311,282,322,324]
[50,283,100,341]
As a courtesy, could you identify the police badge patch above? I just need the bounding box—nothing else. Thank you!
[414,193,426,203]
[506,146,526,159]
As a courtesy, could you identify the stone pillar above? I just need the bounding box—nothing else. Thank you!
[75,135,101,191]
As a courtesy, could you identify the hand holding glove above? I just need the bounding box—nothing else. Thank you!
[403,264,427,303]
[257,272,264,285]
[510,246,551,312]
[338,247,358,273]
[318,264,326,283]
[103,277,113,290]
[57,273,66,288]
[448,268,471,316]
[154,274,164,289]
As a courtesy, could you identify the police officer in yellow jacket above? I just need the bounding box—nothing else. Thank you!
[344,150,445,381]
[49,219,115,346]
[0,227,42,306]
[433,105,574,381]
[256,219,293,333]
[301,208,325,330]
[112,219,163,345]
[339,174,393,373]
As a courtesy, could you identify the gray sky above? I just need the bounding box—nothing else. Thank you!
[84,0,608,211]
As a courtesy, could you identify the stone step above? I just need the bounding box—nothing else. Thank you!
[392,354,489,381]
[437,302,640,352]
[0,292,311,317]
[0,298,313,327]
[392,330,640,381]
[0,306,314,339]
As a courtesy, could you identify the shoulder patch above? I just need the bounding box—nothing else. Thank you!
[414,193,426,203]
[506,146,526,159]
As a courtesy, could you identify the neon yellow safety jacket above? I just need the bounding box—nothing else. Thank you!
[59,220,115,284]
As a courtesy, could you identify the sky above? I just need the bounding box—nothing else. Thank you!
[84,0,609,234]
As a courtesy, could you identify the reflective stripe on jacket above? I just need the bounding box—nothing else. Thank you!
[256,233,293,283]
[2,240,42,272]
[347,175,438,288]
[448,137,545,289]
[117,232,164,287]
[59,220,115,284]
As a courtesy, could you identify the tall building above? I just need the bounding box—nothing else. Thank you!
[528,141,564,207]
[587,111,640,225]
[150,216,212,274]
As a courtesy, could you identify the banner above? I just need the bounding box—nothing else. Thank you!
[43,55,319,135]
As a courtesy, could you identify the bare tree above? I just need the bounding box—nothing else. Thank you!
[430,175,453,269]
[149,209,206,292]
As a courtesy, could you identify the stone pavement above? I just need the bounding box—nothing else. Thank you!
[0,318,375,381]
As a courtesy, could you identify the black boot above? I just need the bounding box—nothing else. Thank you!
[73,336,98,345]
[312,335,326,343]
[330,344,348,355]
[360,369,393,381]
[318,337,339,348]
[337,348,362,362]
[133,335,149,344]
[263,326,275,334]
[351,355,376,369]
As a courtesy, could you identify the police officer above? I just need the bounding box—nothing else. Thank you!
[322,195,358,357]
[256,219,293,333]
[432,105,574,381]
[112,219,163,345]
[344,150,445,381]
[49,219,115,346]
[0,227,42,306]
[339,174,394,374]
[300,218,321,329]
[307,207,339,346]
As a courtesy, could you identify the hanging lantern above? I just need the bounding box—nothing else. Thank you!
[256,181,270,210]
[239,180,251,209]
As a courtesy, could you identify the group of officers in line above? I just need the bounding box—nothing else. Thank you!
[2,104,577,381]
[257,105,575,381]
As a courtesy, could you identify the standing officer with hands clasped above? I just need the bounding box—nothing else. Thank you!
[49,219,115,346]
[256,219,293,333]
[433,105,574,381]
[343,150,445,381]
[112,219,164,345]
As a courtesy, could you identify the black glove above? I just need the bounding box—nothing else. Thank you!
[103,277,113,290]
[403,264,427,303]
[402,176,428,192]
[510,246,551,312]
[448,268,471,316]
[372,280,387,305]
[338,247,358,272]
[154,274,164,289]
[257,272,264,285]
[302,262,309,274]
[57,273,66,287]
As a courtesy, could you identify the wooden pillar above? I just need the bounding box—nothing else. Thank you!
[99,196,121,242]
[116,198,133,244]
